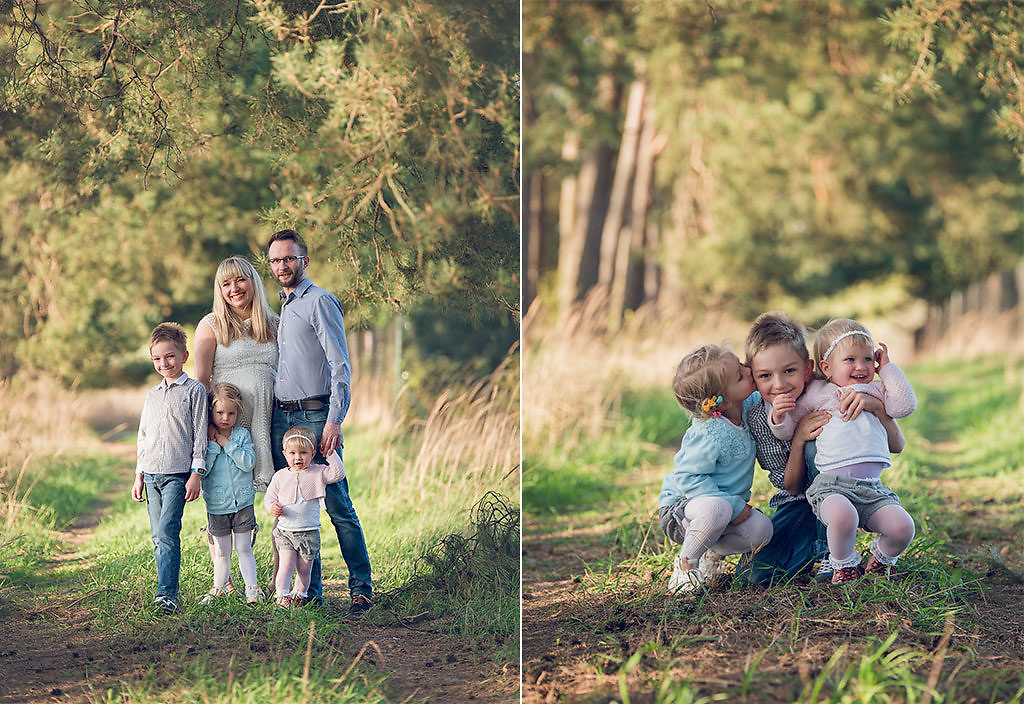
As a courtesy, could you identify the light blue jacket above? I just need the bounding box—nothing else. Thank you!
[658,393,758,521]
[202,426,256,515]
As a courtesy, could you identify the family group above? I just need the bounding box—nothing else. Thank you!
[660,312,918,592]
[131,229,373,615]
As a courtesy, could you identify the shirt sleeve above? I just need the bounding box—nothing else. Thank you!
[136,395,150,475]
[190,383,209,470]
[224,428,256,473]
[263,475,280,512]
[664,424,747,520]
[769,381,826,440]
[877,363,917,418]
[322,449,346,484]
[310,294,352,425]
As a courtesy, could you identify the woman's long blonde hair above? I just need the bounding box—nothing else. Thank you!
[210,256,278,346]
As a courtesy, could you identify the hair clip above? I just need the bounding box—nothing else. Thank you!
[701,395,723,416]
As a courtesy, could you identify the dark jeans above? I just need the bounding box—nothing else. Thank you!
[271,405,372,599]
[736,499,828,585]
[143,472,188,599]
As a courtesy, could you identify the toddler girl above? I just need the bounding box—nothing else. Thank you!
[660,344,774,593]
[264,426,345,608]
[201,383,264,604]
[769,318,917,584]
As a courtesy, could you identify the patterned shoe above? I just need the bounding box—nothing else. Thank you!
[814,560,835,583]
[275,595,293,609]
[831,566,864,584]
[668,552,704,594]
[864,554,893,578]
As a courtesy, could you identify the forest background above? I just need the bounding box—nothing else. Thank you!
[523,1,1023,702]
[0,2,520,702]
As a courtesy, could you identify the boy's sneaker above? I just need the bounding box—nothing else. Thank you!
[864,554,893,578]
[154,595,179,614]
[831,566,863,584]
[245,585,266,604]
[698,552,726,584]
[814,560,835,583]
[668,552,704,594]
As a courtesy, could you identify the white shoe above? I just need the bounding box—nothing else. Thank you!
[698,552,726,583]
[245,585,266,604]
[199,589,225,605]
[668,551,704,593]
[814,558,835,583]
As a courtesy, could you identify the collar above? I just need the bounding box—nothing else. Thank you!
[280,277,313,303]
[159,371,190,389]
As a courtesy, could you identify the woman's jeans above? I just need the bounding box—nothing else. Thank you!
[143,472,188,599]
[271,406,373,599]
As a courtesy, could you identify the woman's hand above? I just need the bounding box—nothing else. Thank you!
[729,503,752,526]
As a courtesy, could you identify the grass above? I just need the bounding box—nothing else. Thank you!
[0,359,520,702]
[524,353,1024,703]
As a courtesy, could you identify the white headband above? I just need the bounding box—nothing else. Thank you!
[284,434,315,450]
[822,330,873,362]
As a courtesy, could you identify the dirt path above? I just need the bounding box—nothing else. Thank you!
[0,442,517,703]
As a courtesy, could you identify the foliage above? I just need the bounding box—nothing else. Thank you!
[0,0,519,383]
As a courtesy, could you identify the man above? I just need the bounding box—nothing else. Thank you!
[267,229,373,616]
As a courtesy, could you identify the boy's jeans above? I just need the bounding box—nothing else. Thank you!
[271,406,373,600]
[143,472,188,599]
[736,499,828,585]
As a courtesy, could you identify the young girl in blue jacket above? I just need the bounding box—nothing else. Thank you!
[200,383,264,604]
[659,344,774,593]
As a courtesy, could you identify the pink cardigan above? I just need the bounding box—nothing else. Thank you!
[263,450,345,510]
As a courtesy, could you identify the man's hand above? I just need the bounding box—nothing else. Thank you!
[320,421,342,457]
[729,503,752,526]
[795,410,829,442]
[185,472,202,502]
[874,341,890,371]
[132,474,145,502]
[771,392,796,424]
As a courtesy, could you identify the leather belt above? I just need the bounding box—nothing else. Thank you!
[275,395,330,412]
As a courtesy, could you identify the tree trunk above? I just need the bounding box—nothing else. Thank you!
[524,168,543,311]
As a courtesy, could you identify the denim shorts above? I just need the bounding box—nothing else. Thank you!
[207,504,257,537]
[272,526,321,561]
[805,473,902,527]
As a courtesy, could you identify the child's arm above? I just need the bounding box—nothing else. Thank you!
[769,382,825,441]
[321,449,346,484]
[263,477,284,517]
[782,410,829,495]
[224,428,256,473]
[133,402,148,501]
[132,473,145,502]
[667,426,748,521]
[874,343,917,418]
[839,391,905,452]
[187,383,209,502]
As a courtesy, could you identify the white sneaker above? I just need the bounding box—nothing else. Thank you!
[668,551,704,593]
[245,585,265,604]
[698,552,726,584]
[814,558,835,583]
[199,589,225,605]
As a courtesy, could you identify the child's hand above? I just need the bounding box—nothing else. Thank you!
[269,503,284,517]
[131,474,145,502]
[729,503,752,526]
[839,388,884,421]
[771,392,796,423]
[874,342,890,370]
[794,410,829,442]
[185,472,202,502]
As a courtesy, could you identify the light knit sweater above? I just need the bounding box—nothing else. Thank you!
[769,363,916,473]
[263,451,345,531]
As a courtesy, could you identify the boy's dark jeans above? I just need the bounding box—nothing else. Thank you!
[271,406,373,600]
[736,499,827,585]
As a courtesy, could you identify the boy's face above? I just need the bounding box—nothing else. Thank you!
[150,340,187,382]
[284,443,314,471]
[211,400,238,432]
[723,353,755,404]
[820,340,876,387]
[749,344,813,405]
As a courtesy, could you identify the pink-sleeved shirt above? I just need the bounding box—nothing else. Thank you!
[769,363,917,474]
[263,451,345,531]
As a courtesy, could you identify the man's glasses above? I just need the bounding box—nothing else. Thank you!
[269,256,304,265]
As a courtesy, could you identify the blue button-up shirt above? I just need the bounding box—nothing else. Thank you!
[275,277,352,425]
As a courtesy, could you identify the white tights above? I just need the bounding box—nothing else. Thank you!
[276,550,313,598]
[211,531,258,592]
[818,495,915,569]
[679,496,774,564]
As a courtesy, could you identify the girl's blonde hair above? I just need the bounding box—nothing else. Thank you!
[813,318,875,371]
[672,344,736,419]
[209,382,244,415]
[282,426,318,452]
[210,256,279,346]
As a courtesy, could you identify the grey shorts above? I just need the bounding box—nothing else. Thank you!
[659,499,690,545]
[272,526,321,561]
[207,504,257,537]
[806,474,902,527]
